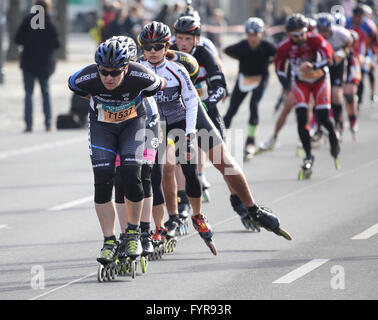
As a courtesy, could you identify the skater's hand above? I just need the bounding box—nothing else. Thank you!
[185,135,196,162]
[299,61,313,72]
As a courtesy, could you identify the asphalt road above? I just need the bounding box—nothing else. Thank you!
[0,34,377,302]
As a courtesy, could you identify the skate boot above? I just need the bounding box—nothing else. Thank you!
[191,214,217,256]
[125,229,143,279]
[199,173,211,202]
[244,144,256,161]
[350,121,358,142]
[178,191,190,235]
[140,231,153,274]
[244,137,256,161]
[257,136,276,154]
[248,205,292,240]
[330,139,341,170]
[151,227,166,260]
[298,155,315,180]
[116,233,129,276]
[230,194,260,231]
[97,238,119,282]
[164,216,179,253]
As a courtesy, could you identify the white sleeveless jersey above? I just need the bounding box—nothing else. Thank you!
[326,25,351,51]
[139,59,198,135]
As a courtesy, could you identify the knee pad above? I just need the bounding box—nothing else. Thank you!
[119,164,144,202]
[93,166,115,204]
[343,93,355,104]
[141,164,153,198]
[181,164,202,198]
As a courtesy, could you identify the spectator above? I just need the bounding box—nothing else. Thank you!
[165,3,183,30]
[207,8,227,50]
[104,5,124,40]
[154,4,171,24]
[14,0,60,133]
[123,4,142,42]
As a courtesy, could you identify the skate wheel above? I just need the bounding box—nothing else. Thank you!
[141,256,148,274]
[109,263,117,280]
[298,169,304,181]
[277,228,292,241]
[97,264,106,282]
[131,260,136,279]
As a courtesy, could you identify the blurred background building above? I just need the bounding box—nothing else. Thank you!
[1,0,378,85]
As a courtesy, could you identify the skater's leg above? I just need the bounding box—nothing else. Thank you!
[223,81,248,129]
[208,142,255,207]
[274,91,296,137]
[295,107,312,159]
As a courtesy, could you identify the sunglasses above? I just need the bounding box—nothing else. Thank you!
[143,43,166,52]
[289,30,307,38]
[98,67,124,77]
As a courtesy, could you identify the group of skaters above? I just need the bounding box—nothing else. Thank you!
[68,2,376,281]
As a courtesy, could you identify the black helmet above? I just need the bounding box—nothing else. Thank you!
[285,13,309,32]
[173,16,201,36]
[138,21,171,45]
[95,39,131,68]
[110,36,137,60]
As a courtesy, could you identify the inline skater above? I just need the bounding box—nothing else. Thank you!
[344,30,362,139]
[316,13,352,137]
[171,15,227,204]
[68,39,164,273]
[108,36,158,266]
[222,17,276,160]
[137,21,217,255]
[275,13,340,179]
[140,21,292,240]
[345,4,378,107]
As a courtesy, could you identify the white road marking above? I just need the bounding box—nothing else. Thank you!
[0,136,86,160]
[273,259,330,284]
[351,223,378,240]
[29,272,96,300]
[48,196,93,211]
[0,225,8,230]
[32,157,378,299]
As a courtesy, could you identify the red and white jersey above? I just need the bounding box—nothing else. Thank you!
[275,32,334,84]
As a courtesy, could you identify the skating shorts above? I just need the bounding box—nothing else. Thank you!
[291,76,331,110]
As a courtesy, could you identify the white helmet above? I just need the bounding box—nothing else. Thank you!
[245,17,264,34]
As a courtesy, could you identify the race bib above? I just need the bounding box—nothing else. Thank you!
[97,103,137,123]
[238,74,262,92]
[298,69,325,83]
[334,49,346,65]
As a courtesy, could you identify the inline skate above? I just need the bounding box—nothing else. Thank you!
[150,227,166,261]
[97,238,119,282]
[163,216,179,253]
[298,155,315,180]
[191,214,217,256]
[230,194,260,231]
[248,205,292,240]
